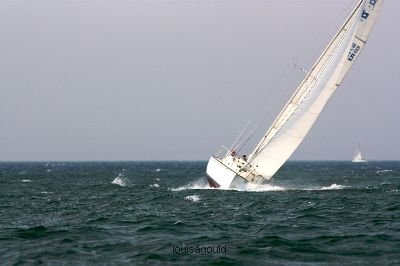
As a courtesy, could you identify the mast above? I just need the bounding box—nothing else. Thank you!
[246,0,383,181]
[249,0,365,161]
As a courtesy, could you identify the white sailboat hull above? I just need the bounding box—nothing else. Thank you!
[206,156,247,189]
[352,159,367,163]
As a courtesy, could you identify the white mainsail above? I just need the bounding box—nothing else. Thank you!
[246,0,383,181]
[206,0,383,188]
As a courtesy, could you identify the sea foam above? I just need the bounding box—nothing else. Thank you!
[171,178,286,192]
[320,184,347,190]
[185,195,200,202]
[170,178,211,191]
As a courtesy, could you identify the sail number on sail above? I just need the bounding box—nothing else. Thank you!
[348,0,378,62]
[348,43,360,61]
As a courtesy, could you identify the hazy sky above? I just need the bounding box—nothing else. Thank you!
[0,0,398,161]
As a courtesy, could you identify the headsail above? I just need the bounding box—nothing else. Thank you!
[247,0,383,181]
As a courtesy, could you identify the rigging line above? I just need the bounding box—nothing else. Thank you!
[249,62,300,138]
[236,125,259,154]
[255,32,352,157]
[245,64,304,159]
[292,0,360,67]
[251,0,360,149]
[247,62,293,121]
[226,120,251,156]
[240,62,297,155]
[247,65,300,154]
[249,0,363,160]
[246,1,359,157]
[291,60,308,74]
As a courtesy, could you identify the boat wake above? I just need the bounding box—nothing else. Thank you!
[234,183,286,192]
[171,178,349,192]
[170,178,211,191]
[170,177,286,192]
[281,183,349,191]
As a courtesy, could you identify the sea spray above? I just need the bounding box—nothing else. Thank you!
[184,195,200,202]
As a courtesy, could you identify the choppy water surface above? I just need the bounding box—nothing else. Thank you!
[1,161,399,265]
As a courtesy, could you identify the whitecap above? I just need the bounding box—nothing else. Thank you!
[185,195,200,202]
[21,179,31,183]
[150,183,160,188]
[376,169,393,174]
[170,178,211,191]
[320,184,347,190]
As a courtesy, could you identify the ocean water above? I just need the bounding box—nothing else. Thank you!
[1,161,399,265]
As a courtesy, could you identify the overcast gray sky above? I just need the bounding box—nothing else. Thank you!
[0,0,398,161]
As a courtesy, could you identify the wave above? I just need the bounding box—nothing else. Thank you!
[15,225,68,240]
[320,184,348,190]
[170,178,211,191]
[184,195,200,202]
[376,169,393,174]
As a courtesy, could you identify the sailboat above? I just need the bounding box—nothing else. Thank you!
[352,142,367,163]
[206,0,383,189]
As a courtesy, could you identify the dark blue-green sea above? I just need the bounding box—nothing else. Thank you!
[1,161,399,265]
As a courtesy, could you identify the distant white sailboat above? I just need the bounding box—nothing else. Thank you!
[352,142,367,163]
[206,0,383,188]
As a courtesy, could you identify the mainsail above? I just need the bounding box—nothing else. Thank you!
[247,0,383,180]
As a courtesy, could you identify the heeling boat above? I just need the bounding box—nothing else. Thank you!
[206,0,383,189]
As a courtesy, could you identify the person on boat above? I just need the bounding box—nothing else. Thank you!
[241,154,247,161]
[230,150,237,157]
